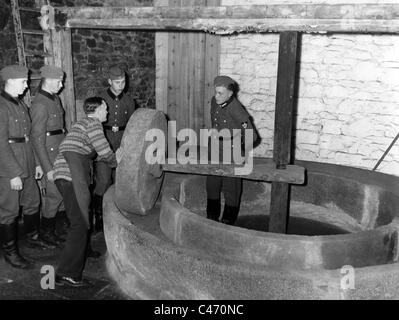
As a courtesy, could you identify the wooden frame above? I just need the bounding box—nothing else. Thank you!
[55,4,399,34]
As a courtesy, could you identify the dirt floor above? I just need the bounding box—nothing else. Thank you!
[0,227,128,300]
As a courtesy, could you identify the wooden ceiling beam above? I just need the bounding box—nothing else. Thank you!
[54,4,399,34]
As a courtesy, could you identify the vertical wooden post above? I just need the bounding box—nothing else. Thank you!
[50,28,76,130]
[154,0,169,114]
[269,32,299,234]
[203,0,220,134]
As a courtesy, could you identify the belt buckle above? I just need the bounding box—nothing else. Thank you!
[112,126,119,133]
[24,135,29,142]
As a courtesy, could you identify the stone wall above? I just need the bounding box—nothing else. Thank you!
[0,0,155,108]
[220,0,399,176]
[51,0,155,108]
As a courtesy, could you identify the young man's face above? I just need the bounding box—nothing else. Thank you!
[108,76,126,96]
[44,77,63,94]
[214,86,233,105]
[95,101,108,123]
[6,78,28,96]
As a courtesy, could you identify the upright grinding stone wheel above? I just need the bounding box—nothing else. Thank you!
[115,108,306,217]
[115,108,166,215]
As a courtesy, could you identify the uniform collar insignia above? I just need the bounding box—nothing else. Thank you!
[107,88,124,101]
[218,96,234,108]
[1,90,20,105]
[39,88,55,101]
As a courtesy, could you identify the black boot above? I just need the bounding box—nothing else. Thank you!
[86,242,101,259]
[40,217,64,248]
[56,210,70,237]
[0,222,33,269]
[221,205,240,226]
[24,213,56,250]
[206,198,220,221]
[92,194,103,233]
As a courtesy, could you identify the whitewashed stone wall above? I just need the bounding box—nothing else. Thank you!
[220,0,399,176]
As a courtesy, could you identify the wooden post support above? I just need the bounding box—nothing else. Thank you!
[50,27,76,130]
[269,32,299,234]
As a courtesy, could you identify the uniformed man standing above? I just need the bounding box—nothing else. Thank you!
[206,76,257,226]
[0,65,43,269]
[93,65,138,232]
[30,65,66,248]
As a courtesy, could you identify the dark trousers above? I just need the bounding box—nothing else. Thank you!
[206,175,242,207]
[63,151,92,228]
[55,179,88,278]
[93,161,114,196]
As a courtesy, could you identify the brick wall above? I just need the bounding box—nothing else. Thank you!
[220,0,399,176]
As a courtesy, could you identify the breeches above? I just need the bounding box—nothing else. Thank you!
[0,175,40,224]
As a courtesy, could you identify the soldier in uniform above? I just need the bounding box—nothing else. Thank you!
[206,75,257,226]
[0,65,44,269]
[30,65,67,248]
[53,96,119,287]
[92,65,138,232]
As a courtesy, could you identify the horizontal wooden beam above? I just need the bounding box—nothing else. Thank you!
[163,162,305,185]
[54,4,399,34]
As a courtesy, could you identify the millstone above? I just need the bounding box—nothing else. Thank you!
[115,108,166,215]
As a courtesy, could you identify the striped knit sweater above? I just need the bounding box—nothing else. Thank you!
[53,116,116,181]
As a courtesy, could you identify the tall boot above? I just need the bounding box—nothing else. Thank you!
[56,210,70,237]
[206,198,220,221]
[24,213,56,249]
[0,222,33,269]
[39,217,64,248]
[221,205,240,226]
[86,233,101,259]
[92,194,103,233]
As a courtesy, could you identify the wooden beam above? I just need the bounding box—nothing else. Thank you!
[269,32,299,234]
[163,162,305,185]
[55,4,399,34]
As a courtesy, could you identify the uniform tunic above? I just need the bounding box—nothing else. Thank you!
[99,88,137,151]
[94,88,137,196]
[0,91,40,224]
[31,89,65,218]
[206,96,254,208]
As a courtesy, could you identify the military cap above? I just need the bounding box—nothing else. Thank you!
[0,65,29,81]
[214,75,235,88]
[40,65,64,79]
[108,65,125,80]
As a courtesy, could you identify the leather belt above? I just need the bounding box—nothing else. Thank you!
[46,129,65,136]
[8,136,29,143]
[104,125,126,133]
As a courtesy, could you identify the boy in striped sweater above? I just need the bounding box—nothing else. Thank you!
[53,97,119,287]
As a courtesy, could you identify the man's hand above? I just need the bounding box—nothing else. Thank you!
[46,170,55,182]
[116,148,123,164]
[35,166,44,180]
[10,176,23,191]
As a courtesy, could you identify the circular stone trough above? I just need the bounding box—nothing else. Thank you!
[105,159,399,300]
